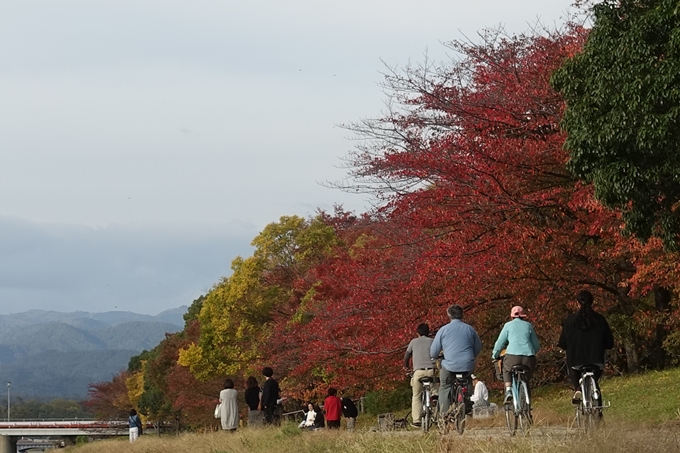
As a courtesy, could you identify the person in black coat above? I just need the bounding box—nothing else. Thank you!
[341,396,359,431]
[558,290,614,403]
[260,367,281,425]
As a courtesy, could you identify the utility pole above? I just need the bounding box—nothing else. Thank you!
[6,382,10,422]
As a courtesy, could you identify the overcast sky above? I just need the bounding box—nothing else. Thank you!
[0,0,576,315]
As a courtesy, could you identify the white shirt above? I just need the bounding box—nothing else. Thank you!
[303,409,316,427]
[470,380,489,404]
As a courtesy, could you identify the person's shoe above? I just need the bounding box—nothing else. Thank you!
[412,420,421,427]
[572,390,582,405]
[503,390,512,405]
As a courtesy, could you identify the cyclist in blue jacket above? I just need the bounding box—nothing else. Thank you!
[430,305,482,415]
[492,306,540,404]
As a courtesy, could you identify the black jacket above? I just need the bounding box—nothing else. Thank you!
[558,311,614,366]
[341,397,358,418]
[261,378,280,410]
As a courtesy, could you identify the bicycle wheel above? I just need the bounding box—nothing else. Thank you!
[454,386,466,435]
[505,402,517,436]
[583,376,598,432]
[574,402,583,429]
[404,411,417,430]
[516,380,532,434]
[430,400,439,432]
[422,406,431,432]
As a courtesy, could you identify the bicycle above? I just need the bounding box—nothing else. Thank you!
[503,363,532,436]
[573,365,609,432]
[438,372,471,435]
[405,375,438,432]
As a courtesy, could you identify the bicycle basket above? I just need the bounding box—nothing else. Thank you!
[494,358,504,381]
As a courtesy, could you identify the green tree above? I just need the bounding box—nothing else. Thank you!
[553,0,680,248]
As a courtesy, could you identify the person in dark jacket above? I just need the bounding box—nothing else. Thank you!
[558,290,614,404]
[341,396,359,431]
[244,376,264,426]
[312,404,325,429]
[261,367,281,425]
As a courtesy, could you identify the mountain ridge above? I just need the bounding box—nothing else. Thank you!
[0,306,187,328]
[0,306,188,399]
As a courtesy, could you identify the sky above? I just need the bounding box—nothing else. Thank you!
[0,0,576,315]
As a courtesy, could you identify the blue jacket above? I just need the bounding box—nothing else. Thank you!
[492,318,540,358]
[430,319,482,372]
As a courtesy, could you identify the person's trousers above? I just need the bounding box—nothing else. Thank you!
[248,408,264,426]
[411,368,436,423]
[438,368,470,415]
[345,417,355,431]
[502,354,536,384]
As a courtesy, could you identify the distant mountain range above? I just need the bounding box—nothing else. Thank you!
[0,307,187,400]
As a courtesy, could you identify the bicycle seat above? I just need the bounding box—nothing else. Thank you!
[418,376,435,384]
[452,371,471,381]
[511,364,531,373]
[573,364,599,372]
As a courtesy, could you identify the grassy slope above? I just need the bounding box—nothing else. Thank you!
[66,368,680,453]
[533,367,680,424]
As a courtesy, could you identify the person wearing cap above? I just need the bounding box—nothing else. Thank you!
[469,374,490,408]
[558,290,614,405]
[404,323,436,426]
[492,306,540,404]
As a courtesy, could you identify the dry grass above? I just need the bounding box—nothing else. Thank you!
[438,424,680,453]
[66,427,437,453]
[65,422,680,453]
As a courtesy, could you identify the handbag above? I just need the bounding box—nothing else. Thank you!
[214,403,221,419]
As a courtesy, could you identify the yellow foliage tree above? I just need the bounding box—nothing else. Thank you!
[178,215,338,380]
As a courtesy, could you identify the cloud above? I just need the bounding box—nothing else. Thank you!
[0,216,258,315]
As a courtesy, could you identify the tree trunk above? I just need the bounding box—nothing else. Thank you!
[654,286,671,369]
[623,337,639,373]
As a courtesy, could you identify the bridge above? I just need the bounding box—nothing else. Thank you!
[16,439,62,453]
[0,421,131,453]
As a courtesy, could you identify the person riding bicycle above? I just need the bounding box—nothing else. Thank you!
[557,290,614,405]
[492,306,540,405]
[430,305,482,415]
[404,323,437,426]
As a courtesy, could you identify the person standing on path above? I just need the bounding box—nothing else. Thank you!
[128,409,142,443]
[219,378,239,431]
[324,388,342,429]
[261,367,281,425]
[244,376,264,426]
[341,396,359,431]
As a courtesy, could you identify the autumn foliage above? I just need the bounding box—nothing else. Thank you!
[86,22,680,427]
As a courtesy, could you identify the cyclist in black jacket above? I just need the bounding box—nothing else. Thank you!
[558,290,614,404]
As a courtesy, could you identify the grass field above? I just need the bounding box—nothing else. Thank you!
[65,368,680,453]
